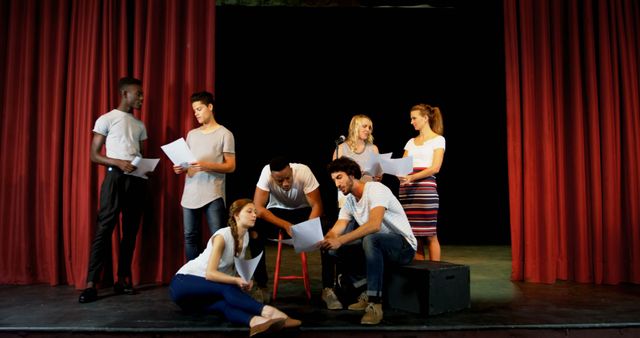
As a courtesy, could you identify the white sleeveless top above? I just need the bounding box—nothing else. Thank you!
[176,227,248,277]
[338,142,382,177]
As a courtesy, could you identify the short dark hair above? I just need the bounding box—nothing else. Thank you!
[118,77,142,91]
[190,91,215,108]
[327,157,362,179]
[269,156,290,172]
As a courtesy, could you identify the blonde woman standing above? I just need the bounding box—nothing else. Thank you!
[399,104,446,261]
[332,114,382,206]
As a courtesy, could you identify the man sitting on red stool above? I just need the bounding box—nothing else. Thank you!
[249,156,323,303]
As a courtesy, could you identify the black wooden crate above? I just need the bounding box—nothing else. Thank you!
[385,260,470,315]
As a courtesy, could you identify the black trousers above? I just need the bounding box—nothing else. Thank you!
[249,207,311,288]
[86,167,146,284]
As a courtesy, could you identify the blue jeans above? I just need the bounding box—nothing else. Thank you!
[169,274,263,325]
[183,198,226,261]
[335,232,415,299]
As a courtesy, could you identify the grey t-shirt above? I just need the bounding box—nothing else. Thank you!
[181,126,235,209]
[93,109,147,161]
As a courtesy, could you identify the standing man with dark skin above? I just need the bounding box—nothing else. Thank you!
[249,156,323,303]
[79,77,148,303]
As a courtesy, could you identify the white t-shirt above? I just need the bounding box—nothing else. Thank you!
[176,227,249,278]
[256,163,320,210]
[181,126,235,209]
[339,182,417,251]
[93,109,147,161]
[404,135,446,168]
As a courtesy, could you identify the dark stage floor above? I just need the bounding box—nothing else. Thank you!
[1,245,639,337]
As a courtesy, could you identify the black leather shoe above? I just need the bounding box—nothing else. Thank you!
[114,281,135,295]
[78,287,98,303]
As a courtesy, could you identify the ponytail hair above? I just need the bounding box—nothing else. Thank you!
[411,104,443,135]
[227,198,253,257]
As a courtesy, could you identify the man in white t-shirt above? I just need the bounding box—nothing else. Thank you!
[78,77,148,304]
[250,156,323,302]
[321,157,416,325]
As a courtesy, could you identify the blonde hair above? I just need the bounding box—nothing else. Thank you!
[411,104,443,135]
[227,198,253,257]
[346,114,374,152]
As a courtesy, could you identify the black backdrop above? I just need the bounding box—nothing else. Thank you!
[215,2,509,245]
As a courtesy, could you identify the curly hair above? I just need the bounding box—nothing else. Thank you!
[327,157,362,179]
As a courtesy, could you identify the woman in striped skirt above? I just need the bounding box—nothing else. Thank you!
[399,104,446,261]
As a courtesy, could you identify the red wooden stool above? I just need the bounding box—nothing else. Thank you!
[272,230,311,301]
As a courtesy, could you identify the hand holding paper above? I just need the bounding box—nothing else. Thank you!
[125,156,160,179]
[161,138,197,168]
[290,217,324,253]
[234,251,263,283]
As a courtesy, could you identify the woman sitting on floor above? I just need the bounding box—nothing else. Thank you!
[169,198,301,336]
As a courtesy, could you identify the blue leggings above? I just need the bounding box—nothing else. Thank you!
[169,274,264,325]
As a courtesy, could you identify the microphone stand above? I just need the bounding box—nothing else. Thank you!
[334,136,345,159]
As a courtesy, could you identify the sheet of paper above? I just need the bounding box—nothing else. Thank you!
[291,217,324,253]
[234,251,263,282]
[160,138,196,167]
[126,156,160,179]
[378,152,393,160]
[380,156,414,176]
[363,153,388,178]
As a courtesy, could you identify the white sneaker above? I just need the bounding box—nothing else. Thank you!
[321,288,343,310]
[348,291,369,311]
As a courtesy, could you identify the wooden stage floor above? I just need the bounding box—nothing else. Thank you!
[1,245,639,337]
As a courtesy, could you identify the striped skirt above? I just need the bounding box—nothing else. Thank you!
[399,168,439,237]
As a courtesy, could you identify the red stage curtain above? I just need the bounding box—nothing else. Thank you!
[504,0,640,284]
[0,0,215,288]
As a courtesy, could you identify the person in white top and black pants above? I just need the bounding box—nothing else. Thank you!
[249,156,324,302]
[79,77,148,303]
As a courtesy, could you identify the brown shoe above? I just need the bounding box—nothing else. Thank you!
[249,318,286,337]
[321,288,343,310]
[360,303,383,325]
[252,287,270,304]
[348,292,368,311]
[283,317,302,328]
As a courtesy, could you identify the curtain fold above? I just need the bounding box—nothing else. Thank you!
[504,0,640,284]
[0,0,215,288]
